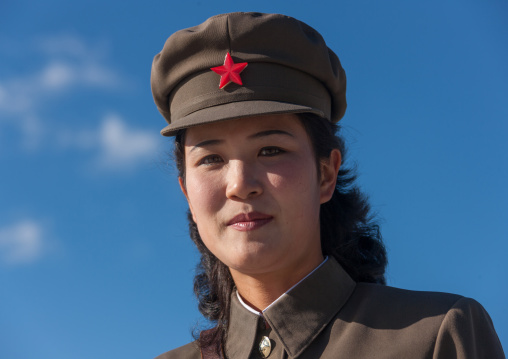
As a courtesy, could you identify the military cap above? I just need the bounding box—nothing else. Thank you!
[151,12,347,136]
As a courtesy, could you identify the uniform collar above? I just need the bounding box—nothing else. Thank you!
[225,257,356,358]
[236,257,330,316]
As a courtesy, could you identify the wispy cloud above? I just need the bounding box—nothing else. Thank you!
[1,35,159,172]
[96,114,161,170]
[57,113,161,171]
[0,35,124,147]
[38,34,101,58]
[0,220,46,265]
[0,39,120,114]
[37,60,120,90]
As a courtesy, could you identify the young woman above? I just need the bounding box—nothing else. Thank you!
[151,12,504,359]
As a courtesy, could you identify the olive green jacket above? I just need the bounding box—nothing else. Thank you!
[155,258,505,358]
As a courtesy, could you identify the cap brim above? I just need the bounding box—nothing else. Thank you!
[160,100,324,136]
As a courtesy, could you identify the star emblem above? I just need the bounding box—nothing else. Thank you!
[210,52,248,89]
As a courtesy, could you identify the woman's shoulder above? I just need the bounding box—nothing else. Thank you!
[348,282,484,322]
[354,282,464,309]
[335,283,504,357]
[154,341,200,359]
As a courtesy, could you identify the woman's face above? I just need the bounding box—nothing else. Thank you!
[180,114,339,277]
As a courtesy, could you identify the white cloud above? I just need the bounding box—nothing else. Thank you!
[40,62,76,89]
[0,220,45,265]
[20,115,44,150]
[33,60,119,91]
[55,113,161,171]
[1,35,159,172]
[56,127,97,150]
[96,114,160,170]
[0,53,120,115]
[38,35,92,58]
[0,83,6,104]
[0,35,124,147]
[0,78,35,114]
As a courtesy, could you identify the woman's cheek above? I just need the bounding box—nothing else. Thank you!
[268,159,315,191]
[188,174,225,212]
[267,158,300,185]
[266,172,285,189]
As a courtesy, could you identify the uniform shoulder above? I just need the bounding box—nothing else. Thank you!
[435,296,505,357]
[154,341,200,359]
[340,282,464,329]
[355,282,463,310]
[329,284,505,357]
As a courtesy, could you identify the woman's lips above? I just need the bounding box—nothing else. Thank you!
[227,212,273,231]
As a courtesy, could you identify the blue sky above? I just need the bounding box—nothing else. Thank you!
[1,1,506,358]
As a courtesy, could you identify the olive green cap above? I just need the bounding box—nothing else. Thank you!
[151,12,347,136]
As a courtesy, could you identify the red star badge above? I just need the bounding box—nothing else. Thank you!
[210,53,248,89]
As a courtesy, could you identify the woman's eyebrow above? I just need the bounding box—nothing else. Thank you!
[190,139,224,153]
[248,130,294,139]
[190,130,293,152]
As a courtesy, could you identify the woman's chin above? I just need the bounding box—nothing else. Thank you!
[224,250,282,276]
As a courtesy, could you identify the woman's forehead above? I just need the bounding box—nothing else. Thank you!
[183,113,305,146]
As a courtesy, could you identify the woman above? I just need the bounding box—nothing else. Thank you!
[151,12,504,359]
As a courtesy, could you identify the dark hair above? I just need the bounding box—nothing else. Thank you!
[173,113,387,353]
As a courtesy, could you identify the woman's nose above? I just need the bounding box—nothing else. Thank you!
[225,160,263,200]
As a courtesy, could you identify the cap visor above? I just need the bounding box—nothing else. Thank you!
[161,100,324,136]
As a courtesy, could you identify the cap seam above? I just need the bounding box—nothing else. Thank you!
[226,15,231,54]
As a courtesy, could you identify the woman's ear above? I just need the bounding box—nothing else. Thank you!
[179,176,197,222]
[319,149,341,204]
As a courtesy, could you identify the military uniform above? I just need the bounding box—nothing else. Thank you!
[156,258,505,358]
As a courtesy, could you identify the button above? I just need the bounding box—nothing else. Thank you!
[259,336,271,358]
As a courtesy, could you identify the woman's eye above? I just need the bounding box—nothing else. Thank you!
[259,147,284,156]
[200,155,223,165]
